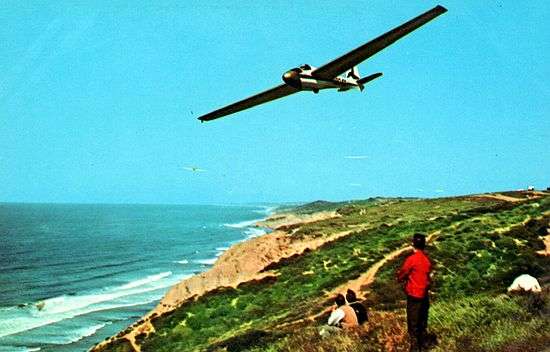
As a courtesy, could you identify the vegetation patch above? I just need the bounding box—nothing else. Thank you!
[98,194,550,352]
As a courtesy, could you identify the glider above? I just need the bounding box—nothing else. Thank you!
[198,5,447,122]
[184,166,206,172]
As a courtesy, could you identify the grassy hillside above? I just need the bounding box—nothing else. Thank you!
[97,192,550,352]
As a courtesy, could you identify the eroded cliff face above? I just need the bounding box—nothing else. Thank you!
[92,212,344,352]
[157,231,293,312]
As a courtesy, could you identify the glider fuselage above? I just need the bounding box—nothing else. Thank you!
[282,64,357,93]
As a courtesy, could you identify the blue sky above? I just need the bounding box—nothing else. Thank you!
[1,1,548,204]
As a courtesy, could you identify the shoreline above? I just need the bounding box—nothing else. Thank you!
[0,204,282,352]
[91,208,342,352]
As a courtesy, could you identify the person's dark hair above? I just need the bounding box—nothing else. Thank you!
[335,294,346,306]
[346,289,357,303]
[412,233,426,249]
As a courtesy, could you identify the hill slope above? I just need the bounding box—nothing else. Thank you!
[92,191,550,352]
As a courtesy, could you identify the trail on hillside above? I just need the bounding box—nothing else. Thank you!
[276,207,545,330]
[481,194,523,202]
[331,232,439,297]
[478,192,546,203]
[276,232,439,328]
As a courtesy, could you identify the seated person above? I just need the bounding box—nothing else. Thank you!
[346,289,368,324]
[327,293,358,328]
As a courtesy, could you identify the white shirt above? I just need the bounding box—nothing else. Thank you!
[327,308,345,326]
[508,274,541,293]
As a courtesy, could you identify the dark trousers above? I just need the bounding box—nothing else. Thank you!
[407,295,429,351]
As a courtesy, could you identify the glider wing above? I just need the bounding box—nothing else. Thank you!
[312,5,447,80]
[198,84,299,122]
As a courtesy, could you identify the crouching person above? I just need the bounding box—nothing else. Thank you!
[346,289,368,324]
[319,294,358,337]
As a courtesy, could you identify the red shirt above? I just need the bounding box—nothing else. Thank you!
[397,249,431,298]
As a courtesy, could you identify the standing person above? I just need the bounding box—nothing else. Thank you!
[345,289,368,324]
[397,233,432,352]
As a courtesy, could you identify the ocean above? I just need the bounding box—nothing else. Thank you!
[0,203,275,352]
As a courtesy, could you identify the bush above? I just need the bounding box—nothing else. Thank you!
[430,294,550,352]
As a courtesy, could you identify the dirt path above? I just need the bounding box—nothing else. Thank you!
[277,232,439,328]
[331,231,439,298]
[478,194,525,203]
[335,247,412,295]
[478,192,547,203]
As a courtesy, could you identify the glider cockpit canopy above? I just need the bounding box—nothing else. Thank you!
[290,64,313,74]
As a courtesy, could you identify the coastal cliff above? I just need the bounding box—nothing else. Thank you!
[92,211,343,351]
[92,191,550,352]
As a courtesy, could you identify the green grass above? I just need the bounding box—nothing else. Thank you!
[98,194,550,352]
[430,292,550,352]
[284,198,399,215]
[365,197,550,351]
[290,197,503,238]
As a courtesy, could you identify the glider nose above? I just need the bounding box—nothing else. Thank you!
[282,70,301,88]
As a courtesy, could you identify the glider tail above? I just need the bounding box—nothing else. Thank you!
[356,72,383,91]
[347,67,382,91]
[346,67,363,91]
[347,67,360,81]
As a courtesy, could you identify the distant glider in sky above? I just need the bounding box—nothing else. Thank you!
[184,166,206,172]
[198,5,447,122]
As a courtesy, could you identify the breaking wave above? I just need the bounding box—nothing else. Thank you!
[193,258,217,265]
[0,271,189,339]
[244,228,267,239]
[117,272,172,290]
[48,322,109,345]
[223,218,263,229]
[253,206,277,215]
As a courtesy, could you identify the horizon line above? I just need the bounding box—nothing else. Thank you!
[1,188,542,207]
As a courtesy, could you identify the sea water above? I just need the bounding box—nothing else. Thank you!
[0,203,275,351]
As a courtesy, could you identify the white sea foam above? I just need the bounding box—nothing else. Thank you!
[0,298,160,340]
[215,246,230,257]
[0,272,190,339]
[193,258,217,265]
[0,347,41,352]
[117,272,172,290]
[253,206,277,215]
[174,259,189,264]
[49,322,108,345]
[223,218,263,229]
[41,272,173,315]
[244,228,267,239]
